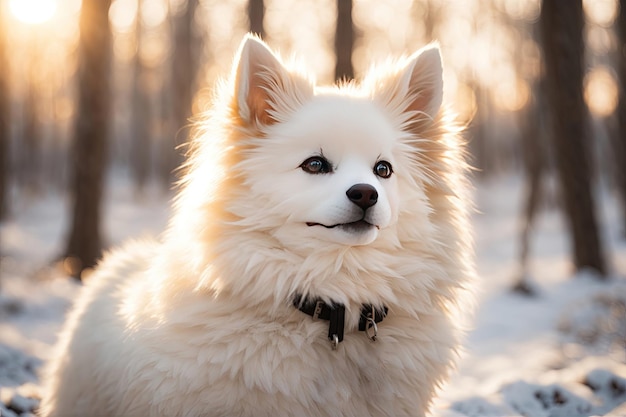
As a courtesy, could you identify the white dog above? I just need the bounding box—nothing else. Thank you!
[40,35,474,417]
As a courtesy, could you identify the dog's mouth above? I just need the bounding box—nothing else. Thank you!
[306,220,378,232]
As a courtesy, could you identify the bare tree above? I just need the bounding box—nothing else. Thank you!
[514,22,549,295]
[0,3,8,220]
[514,85,547,295]
[247,0,265,38]
[64,0,113,280]
[0,5,9,288]
[131,0,151,193]
[334,0,354,81]
[165,0,198,184]
[20,74,41,192]
[540,0,606,276]
[615,0,626,234]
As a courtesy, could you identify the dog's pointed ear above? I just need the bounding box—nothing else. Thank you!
[233,35,312,126]
[402,45,443,120]
[377,44,444,124]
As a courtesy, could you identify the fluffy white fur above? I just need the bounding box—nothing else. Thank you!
[40,35,475,417]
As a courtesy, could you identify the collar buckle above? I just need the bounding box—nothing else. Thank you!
[312,300,324,320]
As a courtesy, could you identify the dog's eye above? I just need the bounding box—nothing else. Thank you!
[374,161,393,178]
[300,157,332,174]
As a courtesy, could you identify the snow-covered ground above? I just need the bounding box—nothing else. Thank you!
[0,174,625,417]
[440,176,626,416]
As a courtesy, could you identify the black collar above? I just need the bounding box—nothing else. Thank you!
[293,295,388,350]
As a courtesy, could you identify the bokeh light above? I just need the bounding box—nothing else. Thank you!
[141,0,168,28]
[583,0,619,27]
[584,66,619,118]
[496,0,541,21]
[110,0,138,33]
[494,78,531,113]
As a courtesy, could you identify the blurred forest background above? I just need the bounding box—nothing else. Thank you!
[0,0,624,285]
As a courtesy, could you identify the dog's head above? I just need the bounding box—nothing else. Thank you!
[211,35,444,251]
[169,35,470,310]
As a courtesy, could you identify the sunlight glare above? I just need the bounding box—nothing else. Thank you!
[9,0,57,24]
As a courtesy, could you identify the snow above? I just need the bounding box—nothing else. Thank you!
[438,176,626,416]
[0,174,625,416]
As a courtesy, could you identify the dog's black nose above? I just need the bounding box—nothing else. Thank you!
[346,184,378,210]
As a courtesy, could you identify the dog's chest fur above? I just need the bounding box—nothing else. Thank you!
[124,288,448,417]
[88,241,450,417]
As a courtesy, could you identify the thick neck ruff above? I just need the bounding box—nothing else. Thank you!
[293,295,388,350]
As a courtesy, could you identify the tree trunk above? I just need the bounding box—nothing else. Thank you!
[20,79,41,192]
[514,21,548,295]
[0,3,8,220]
[467,82,489,177]
[514,85,544,295]
[539,0,606,276]
[166,0,197,185]
[131,1,151,193]
[247,0,265,38]
[65,0,112,280]
[615,0,626,234]
[334,0,354,82]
